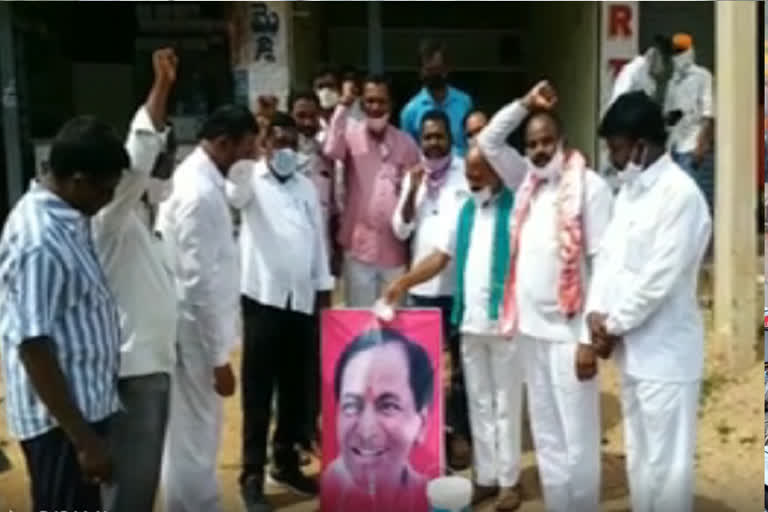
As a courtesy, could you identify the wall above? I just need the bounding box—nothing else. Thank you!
[525,2,600,165]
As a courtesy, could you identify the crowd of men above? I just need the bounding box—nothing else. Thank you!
[0,34,713,512]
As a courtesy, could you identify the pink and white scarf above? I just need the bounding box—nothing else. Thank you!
[500,149,587,337]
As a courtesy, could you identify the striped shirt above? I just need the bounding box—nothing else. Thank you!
[0,183,121,440]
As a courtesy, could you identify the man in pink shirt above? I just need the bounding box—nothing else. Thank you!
[324,74,421,307]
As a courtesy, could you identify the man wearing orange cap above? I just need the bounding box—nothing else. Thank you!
[663,33,715,214]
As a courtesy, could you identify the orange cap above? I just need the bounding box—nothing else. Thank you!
[672,33,693,51]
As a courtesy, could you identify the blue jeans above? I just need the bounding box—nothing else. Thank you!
[672,150,715,215]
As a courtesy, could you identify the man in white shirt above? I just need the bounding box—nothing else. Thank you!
[92,48,177,512]
[157,105,258,512]
[477,81,614,512]
[382,142,524,511]
[226,112,334,512]
[609,35,674,109]
[391,109,472,470]
[663,33,715,214]
[589,91,712,512]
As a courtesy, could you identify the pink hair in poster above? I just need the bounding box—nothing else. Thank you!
[320,309,444,512]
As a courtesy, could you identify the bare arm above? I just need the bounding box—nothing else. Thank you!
[382,250,451,305]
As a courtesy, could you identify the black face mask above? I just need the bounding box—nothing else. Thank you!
[423,73,447,90]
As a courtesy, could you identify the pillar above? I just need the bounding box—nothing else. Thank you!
[713,1,758,370]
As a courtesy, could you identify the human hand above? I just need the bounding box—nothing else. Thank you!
[213,363,236,397]
[381,279,406,308]
[522,80,557,111]
[152,48,178,86]
[575,343,598,381]
[409,164,426,192]
[75,431,113,485]
[587,312,620,359]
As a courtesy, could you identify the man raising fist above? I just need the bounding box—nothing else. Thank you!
[91,47,179,512]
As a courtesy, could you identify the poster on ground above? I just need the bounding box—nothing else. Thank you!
[320,309,443,512]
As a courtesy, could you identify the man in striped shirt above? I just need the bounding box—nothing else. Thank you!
[0,117,129,510]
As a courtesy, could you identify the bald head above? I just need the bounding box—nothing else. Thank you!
[465,111,488,144]
[464,145,501,192]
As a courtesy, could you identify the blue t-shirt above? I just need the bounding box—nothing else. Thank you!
[400,86,473,157]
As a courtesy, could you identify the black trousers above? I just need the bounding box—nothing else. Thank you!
[20,418,110,511]
[240,296,314,485]
[409,294,471,439]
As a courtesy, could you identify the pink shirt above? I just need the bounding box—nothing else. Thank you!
[323,105,420,268]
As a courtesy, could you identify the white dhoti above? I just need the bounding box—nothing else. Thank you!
[161,347,223,512]
[461,334,523,487]
[621,376,700,512]
[519,335,601,512]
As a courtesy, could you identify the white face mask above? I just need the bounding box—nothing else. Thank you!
[672,48,694,73]
[366,113,390,133]
[528,146,564,181]
[316,87,340,110]
[146,178,172,205]
[270,148,298,178]
[471,186,492,207]
[617,144,648,186]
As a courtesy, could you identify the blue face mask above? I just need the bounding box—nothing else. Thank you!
[270,148,298,178]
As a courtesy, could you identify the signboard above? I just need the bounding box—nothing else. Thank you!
[230,2,292,111]
[598,2,639,171]
[320,309,443,512]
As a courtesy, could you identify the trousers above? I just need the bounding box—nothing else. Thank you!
[621,376,700,512]
[343,253,404,308]
[519,335,601,512]
[103,373,170,512]
[162,345,224,512]
[20,418,110,511]
[461,334,523,487]
[240,297,314,486]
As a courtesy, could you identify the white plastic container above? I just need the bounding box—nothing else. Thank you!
[427,476,472,512]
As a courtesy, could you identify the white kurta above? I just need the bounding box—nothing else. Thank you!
[479,98,614,511]
[587,154,712,512]
[391,155,469,298]
[437,196,522,488]
[156,147,240,512]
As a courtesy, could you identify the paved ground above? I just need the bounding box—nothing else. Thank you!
[0,281,763,511]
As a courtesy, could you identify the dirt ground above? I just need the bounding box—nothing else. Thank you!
[0,292,763,511]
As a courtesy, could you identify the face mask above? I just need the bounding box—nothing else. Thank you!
[528,146,564,181]
[316,88,340,110]
[269,148,298,178]
[672,48,694,73]
[423,153,452,174]
[471,186,492,207]
[423,73,447,90]
[146,178,172,205]
[366,114,390,133]
[617,143,648,186]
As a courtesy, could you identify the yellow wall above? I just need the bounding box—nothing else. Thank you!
[524,2,600,165]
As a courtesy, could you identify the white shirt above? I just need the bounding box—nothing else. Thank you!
[664,63,714,153]
[92,107,177,378]
[392,155,470,297]
[437,195,501,337]
[156,147,240,367]
[515,170,613,343]
[225,160,334,315]
[587,154,712,382]
[609,55,658,109]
